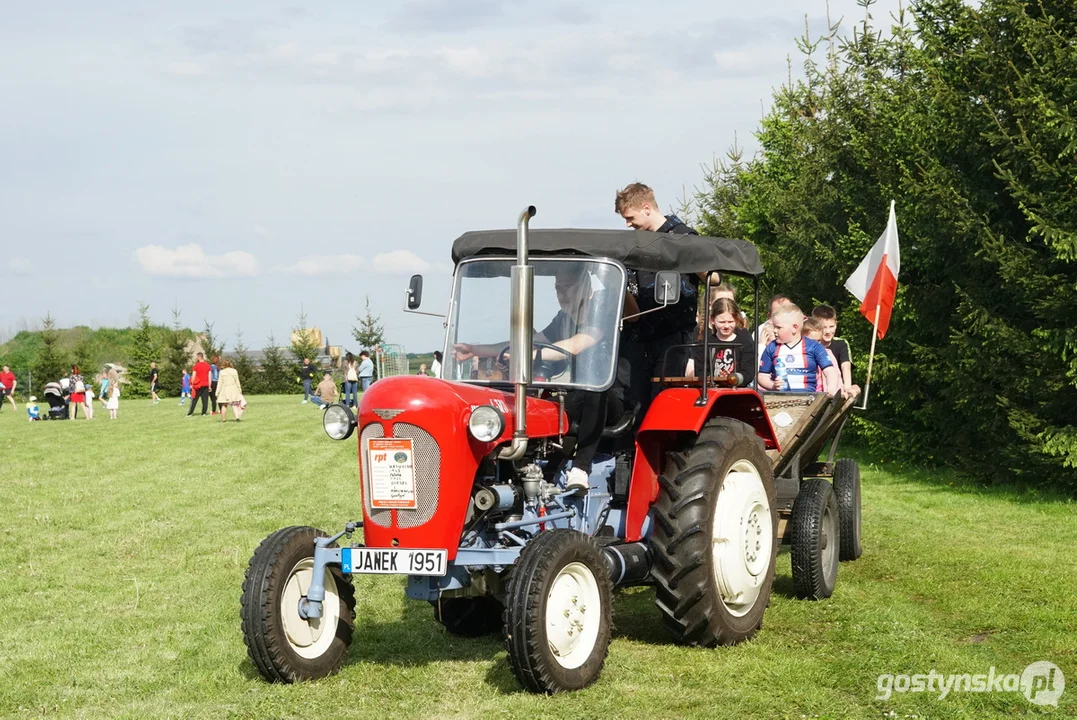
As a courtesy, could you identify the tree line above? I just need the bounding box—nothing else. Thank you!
[14,298,387,399]
[692,0,1076,490]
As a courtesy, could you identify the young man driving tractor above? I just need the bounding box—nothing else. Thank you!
[452,263,621,494]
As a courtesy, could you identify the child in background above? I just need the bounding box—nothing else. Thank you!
[107,379,120,419]
[811,305,854,392]
[84,384,95,420]
[180,369,191,405]
[99,372,110,409]
[27,396,40,421]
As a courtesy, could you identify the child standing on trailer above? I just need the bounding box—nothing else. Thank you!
[758,304,841,394]
[811,304,854,393]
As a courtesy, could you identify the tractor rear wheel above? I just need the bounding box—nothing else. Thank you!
[240,526,356,682]
[503,529,613,694]
[833,458,863,561]
[431,596,504,637]
[790,478,840,600]
[651,418,777,647]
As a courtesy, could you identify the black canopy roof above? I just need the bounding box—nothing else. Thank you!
[451,228,764,277]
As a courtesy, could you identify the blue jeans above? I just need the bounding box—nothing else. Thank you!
[361,377,372,392]
[303,378,312,401]
[344,381,358,407]
[311,395,329,408]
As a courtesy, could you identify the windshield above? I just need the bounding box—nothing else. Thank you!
[445,258,626,391]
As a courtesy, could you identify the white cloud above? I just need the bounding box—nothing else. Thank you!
[166,60,204,76]
[370,250,449,275]
[290,253,364,276]
[134,244,260,279]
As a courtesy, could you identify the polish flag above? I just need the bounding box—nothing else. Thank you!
[845,201,900,339]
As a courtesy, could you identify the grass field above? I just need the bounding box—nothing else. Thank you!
[2,394,1074,719]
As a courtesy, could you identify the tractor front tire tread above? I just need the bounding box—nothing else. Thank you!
[240,525,356,683]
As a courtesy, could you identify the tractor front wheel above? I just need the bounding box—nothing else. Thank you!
[240,526,356,682]
[651,418,777,647]
[503,529,613,694]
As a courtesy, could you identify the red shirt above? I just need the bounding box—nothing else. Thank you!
[0,371,14,390]
[192,361,211,389]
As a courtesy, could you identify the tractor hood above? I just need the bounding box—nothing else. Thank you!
[355,375,566,558]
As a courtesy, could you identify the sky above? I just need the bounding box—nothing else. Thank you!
[0,0,909,353]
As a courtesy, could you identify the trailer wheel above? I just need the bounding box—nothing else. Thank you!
[651,418,777,647]
[503,529,613,694]
[240,526,355,682]
[790,478,839,600]
[833,458,863,561]
[431,596,504,637]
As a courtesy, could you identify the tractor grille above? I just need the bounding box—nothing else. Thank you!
[359,423,392,528]
[359,421,441,529]
[391,423,441,528]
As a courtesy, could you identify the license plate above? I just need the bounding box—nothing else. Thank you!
[341,547,447,576]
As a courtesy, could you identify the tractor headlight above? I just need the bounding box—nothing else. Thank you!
[468,405,504,443]
[323,403,356,441]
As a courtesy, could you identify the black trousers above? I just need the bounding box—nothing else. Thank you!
[564,390,608,474]
[187,386,210,416]
[210,380,219,413]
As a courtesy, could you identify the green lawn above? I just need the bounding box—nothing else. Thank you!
[1,395,1074,719]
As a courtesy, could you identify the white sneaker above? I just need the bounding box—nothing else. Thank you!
[566,467,589,495]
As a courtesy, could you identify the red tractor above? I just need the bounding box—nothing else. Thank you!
[241,206,863,693]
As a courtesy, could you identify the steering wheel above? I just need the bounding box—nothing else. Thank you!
[497,342,573,381]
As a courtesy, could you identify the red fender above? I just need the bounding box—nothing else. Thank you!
[624,388,778,542]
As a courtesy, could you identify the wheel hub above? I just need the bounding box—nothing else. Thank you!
[545,562,600,670]
[281,558,341,660]
[712,460,773,618]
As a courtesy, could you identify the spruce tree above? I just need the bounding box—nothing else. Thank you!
[128,302,157,398]
[162,305,192,397]
[232,327,259,394]
[34,313,69,386]
[260,333,291,394]
[291,307,321,375]
[351,296,385,352]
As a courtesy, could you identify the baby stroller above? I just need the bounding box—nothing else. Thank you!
[43,382,69,420]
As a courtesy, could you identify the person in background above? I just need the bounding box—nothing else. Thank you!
[299,357,315,404]
[27,395,40,421]
[149,361,160,404]
[342,352,359,408]
[187,353,212,417]
[83,382,95,420]
[430,350,443,379]
[180,369,191,405]
[0,365,17,412]
[99,369,110,409]
[106,375,120,420]
[310,372,338,408]
[416,363,430,376]
[811,304,854,393]
[68,364,86,420]
[215,358,245,422]
[358,350,375,392]
[209,355,221,415]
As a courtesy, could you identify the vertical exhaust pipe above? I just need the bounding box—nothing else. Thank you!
[498,205,536,461]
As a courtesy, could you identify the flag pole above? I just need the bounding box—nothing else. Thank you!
[856,300,882,411]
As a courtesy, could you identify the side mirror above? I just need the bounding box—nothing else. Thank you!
[407,275,423,310]
[654,271,681,306]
